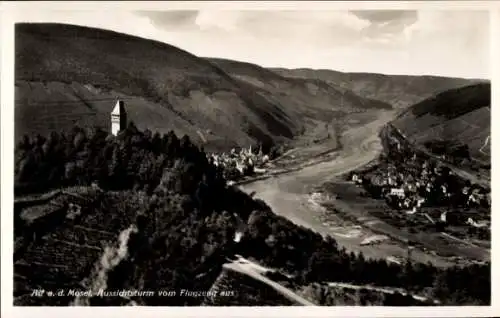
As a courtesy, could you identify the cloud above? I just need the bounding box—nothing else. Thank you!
[403,11,490,78]
[139,10,371,46]
[194,10,242,31]
[350,10,417,24]
[348,10,418,47]
[136,10,198,30]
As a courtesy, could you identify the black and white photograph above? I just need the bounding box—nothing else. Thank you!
[1,1,496,313]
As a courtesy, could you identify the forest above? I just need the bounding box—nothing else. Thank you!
[14,124,490,306]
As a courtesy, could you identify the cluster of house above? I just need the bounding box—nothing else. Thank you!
[353,167,424,211]
[208,145,270,181]
[351,153,490,229]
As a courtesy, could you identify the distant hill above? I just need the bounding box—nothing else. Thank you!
[391,83,491,162]
[207,57,392,113]
[207,57,395,145]
[15,23,391,153]
[272,68,484,109]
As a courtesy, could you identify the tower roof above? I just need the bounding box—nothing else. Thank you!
[111,100,125,115]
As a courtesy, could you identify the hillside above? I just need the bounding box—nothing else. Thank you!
[391,83,491,162]
[208,57,392,114]
[273,68,484,109]
[207,57,396,148]
[15,23,391,153]
[13,123,490,306]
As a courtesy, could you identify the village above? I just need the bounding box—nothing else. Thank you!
[207,145,271,182]
[348,126,490,240]
[112,100,274,184]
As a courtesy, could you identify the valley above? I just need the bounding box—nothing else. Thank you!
[240,110,453,267]
[239,90,490,268]
[11,22,491,307]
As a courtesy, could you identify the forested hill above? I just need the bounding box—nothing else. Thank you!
[392,83,491,163]
[14,125,490,306]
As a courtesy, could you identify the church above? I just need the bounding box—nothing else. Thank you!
[110,99,127,136]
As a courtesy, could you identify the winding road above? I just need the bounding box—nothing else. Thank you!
[224,256,316,306]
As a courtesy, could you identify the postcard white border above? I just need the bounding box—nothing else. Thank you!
[1,1,499,317]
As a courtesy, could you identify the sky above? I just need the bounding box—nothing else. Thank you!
[13,9,490,79]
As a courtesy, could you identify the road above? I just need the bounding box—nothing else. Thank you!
[223,255,438,306]
[326,282,439,304]
[223,256,316,306]
[239,111,458,267]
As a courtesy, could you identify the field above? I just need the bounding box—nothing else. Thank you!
[15,81,204,146]
[14,189,139,305]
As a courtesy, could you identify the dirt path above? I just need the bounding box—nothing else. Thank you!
[239,111,456,267]
[223,256,316,306]
[326,282,439,304]
[223,256,439,306]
